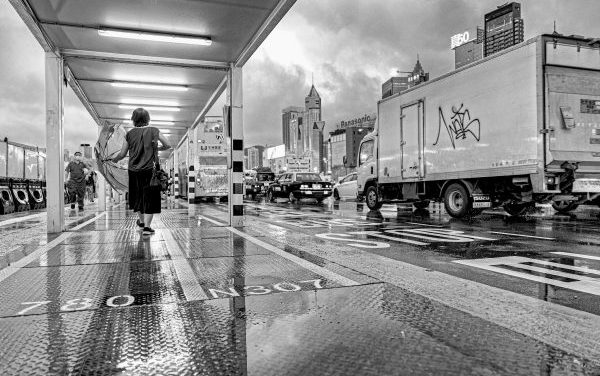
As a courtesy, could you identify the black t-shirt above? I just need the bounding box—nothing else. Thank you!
[66,161,88,183]
[126,126,159,171]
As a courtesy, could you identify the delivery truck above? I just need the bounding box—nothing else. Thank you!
[357,34,600,218]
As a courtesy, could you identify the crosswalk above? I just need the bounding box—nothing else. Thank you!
[454,253,600,296]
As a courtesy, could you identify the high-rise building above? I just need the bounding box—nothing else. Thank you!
[382,77,409,99]
[382,59,428,99]
[303,85,325,172]
[244,145,264,170]
[80,144,93,159]
[454,29,484,69]
[281,106,304,151]
[484,2,524,57]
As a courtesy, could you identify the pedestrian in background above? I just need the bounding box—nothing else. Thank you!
[111,108,171,235]
[65,151,90,211]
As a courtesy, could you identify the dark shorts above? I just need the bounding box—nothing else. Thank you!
[128,169,161,214]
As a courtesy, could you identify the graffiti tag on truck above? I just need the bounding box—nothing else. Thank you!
[434,104,481,149]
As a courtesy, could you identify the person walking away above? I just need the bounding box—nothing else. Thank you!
[65,151,90,211]
[111,108,171,235]
[86,170,96,203]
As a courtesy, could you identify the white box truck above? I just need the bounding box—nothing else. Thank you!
[357,34,600,218]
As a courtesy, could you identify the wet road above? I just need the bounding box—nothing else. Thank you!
[1,197,599,375]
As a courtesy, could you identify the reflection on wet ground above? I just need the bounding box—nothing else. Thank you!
[0,198,599,375]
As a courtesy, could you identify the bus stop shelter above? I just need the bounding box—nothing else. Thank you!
[9,0,296,232]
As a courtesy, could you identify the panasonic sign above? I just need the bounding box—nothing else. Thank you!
[451,31,470,49]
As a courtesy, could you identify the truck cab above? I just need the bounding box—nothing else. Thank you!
[357,131,378,205]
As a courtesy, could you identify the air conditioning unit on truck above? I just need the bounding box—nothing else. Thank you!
[357,34,600,218]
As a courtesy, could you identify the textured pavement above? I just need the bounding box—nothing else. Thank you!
[0,199,599,375]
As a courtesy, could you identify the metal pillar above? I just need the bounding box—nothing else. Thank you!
[97,127,106,211]
[45,52,64,233]
[174,144,180,198]
[188,127,196,204]
[227,65,244,227]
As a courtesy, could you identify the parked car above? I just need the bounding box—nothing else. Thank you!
[267,172,332,203]
[333,172,359,200]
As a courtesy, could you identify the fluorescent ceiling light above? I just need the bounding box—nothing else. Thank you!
[98,29,212,46]
[119,104,180,112]
[150,121,176,126]
[121,98,179,107]
[111,82,188,91]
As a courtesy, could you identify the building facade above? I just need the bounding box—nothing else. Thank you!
[484,2,524,57]
[454,37,484,69]
[281,84,326,172]
[327,113,376,180]
[281,106,304,151]
[381,59,428,99]
[243,145,264,170]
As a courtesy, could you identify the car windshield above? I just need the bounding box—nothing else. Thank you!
[296,173,322,182]
[257,173,274,182]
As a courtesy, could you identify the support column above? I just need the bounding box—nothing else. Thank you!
[45,53,64,233]
[227,66,244,227]
[97,127,106,211]
[188,127,196,204]
[174,146,180,198]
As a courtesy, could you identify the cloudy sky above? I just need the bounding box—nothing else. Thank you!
[1,0,600,152]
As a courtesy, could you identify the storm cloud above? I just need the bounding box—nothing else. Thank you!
[1,0,599,151]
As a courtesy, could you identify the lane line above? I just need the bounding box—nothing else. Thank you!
[0,212,106,283]
[244,217,600,362]
[405,222,444,227]
[454,256,600,296]
[489,231,555,240]
[198,215,360,287]
[551,252,600,261]
[0,212,46,228]
[162,231,209,301]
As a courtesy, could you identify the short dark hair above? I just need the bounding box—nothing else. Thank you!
[74,151,82,156]
[131,108,150,127]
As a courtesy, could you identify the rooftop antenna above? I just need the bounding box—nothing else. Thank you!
[311,72,314,86]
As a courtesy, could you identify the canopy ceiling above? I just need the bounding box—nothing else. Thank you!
[10,0,296,157]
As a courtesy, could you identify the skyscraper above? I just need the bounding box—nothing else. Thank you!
[281,106,304,151]
[484,2,524,57]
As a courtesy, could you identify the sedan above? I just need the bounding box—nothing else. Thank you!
[267,172,332,203]
[333,172,358,200]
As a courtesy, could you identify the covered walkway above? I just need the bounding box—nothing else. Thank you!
[8,0,296,232]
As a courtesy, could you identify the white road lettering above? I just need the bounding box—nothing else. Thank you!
[208,288,241,298]
[315,233,390,248]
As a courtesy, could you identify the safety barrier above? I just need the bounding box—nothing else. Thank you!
[0,178,15,214]
[9,178,30,212]
[27,180,46,210]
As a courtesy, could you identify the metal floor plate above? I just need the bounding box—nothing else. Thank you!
[0,284,596,376]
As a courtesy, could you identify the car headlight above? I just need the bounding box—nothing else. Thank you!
[300,184,308,189]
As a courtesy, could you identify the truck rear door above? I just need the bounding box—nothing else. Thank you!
[545,40,600,166]
[401,100,425,179]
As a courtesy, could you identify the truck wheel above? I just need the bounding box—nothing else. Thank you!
[503,202,532,216]
[413,200,430,210]
[443,183,471,218]
[366,186,382,210]
[333,189,340,201]
[552,201,579,213]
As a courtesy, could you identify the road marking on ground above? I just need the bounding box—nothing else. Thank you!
[162,231,209,301]
[0,212,45,228]
[551,252,600,261]
[489,231,555,240]
[0,212,106,283]
[198,215,360,287]
[454,256,600,296]
[246,217,600,361]
[405,222,444,227]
